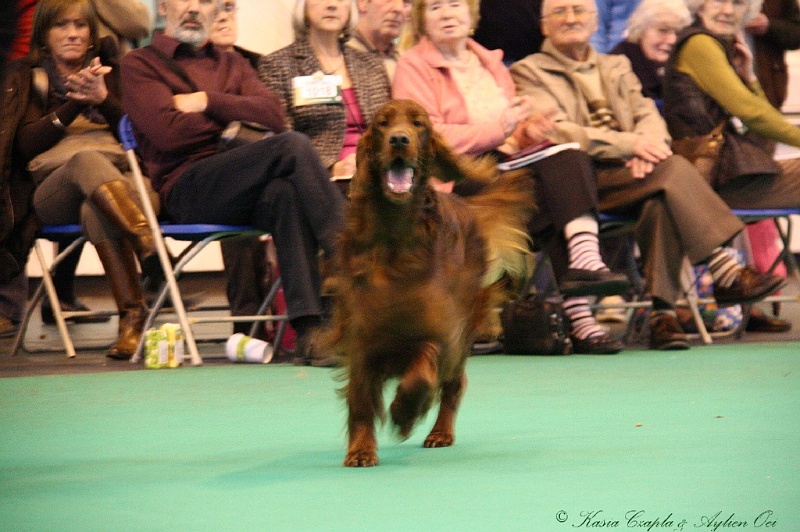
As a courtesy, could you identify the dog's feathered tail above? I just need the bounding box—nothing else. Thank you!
[463,164,536,286]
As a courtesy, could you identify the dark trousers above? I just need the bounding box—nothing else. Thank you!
[0,271,27,323]
[527,149,599,284]
[166,132,345,321]
[596,155,744,305]
[454,149,597,286]
[220,235,268,328]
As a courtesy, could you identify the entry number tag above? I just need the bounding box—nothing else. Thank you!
[293,74,342,106]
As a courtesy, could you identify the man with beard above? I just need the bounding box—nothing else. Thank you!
[121,0,345,366]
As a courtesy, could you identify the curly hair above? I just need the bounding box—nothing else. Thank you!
[625,0,691,42]
[406,0,481,47]
[684,0,764,25]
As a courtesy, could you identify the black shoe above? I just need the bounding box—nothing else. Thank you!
[571,332,623,354]
[713,268,785,306]
[0,315,18,338]
[745,312,791,333]
[41,299,111,325]
[560,268,631,298]
[649,313,690,350]
[294,329,340,368]
[471,340,503,355]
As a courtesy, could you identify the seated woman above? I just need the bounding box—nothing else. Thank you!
[664,0,800,331]
[258,0,391,184]
[6,0,162,360]
[609,0,691,111]
[393,0,630,354]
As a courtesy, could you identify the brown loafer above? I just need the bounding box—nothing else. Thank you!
[560,268,631,298]
[745,313,791,333]
[713,268,785,306]
[0,315,18,338]
[649,313,689,350]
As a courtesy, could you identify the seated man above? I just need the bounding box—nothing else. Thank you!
[347,0,411,80]
[510,0,783,350]
[121,0,345,366]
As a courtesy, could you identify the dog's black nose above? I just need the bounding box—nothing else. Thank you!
[389,133,410,148]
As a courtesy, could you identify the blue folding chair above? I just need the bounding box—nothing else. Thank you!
[10,225,108,358]
[596,212,716,344]
[119,115,287,365]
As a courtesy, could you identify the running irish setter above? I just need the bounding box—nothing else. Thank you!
[326,100,536,467]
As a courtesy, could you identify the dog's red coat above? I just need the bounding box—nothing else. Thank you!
[327,100,535,467]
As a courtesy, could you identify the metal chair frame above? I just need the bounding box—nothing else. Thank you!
[596,209,800,345]
[11,225,116,358]
[119,115,287,366]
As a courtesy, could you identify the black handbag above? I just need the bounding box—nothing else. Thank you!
[501,271,572,356]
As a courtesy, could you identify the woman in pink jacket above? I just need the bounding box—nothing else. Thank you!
[393,0,630,354]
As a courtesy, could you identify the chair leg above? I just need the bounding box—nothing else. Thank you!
[27,242,77,357]
[681,259,712,345]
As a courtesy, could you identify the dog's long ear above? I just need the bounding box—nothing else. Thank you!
[351,127,374,198]
[428,129,467,184]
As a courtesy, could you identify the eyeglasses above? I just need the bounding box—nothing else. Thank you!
[707,0,748,10]
[544,5,595,20]
[651,25,679,37]
[220,2,238,13]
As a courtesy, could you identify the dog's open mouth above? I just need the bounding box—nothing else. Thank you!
[385,158,415,197]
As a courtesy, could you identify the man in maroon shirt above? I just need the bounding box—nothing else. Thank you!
[121,0,345,366]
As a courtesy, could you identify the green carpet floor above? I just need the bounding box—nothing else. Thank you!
[2,345,799,531]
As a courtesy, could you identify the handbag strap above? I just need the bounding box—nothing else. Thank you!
[145,45,199,93]
[516,253,563,302]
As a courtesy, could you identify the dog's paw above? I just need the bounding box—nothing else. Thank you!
[344,450,379,467]
[423,431,454,448]
[390,378,435,441]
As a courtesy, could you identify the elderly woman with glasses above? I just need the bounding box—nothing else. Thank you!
[608,0,691,108]
[664,0,800,153]
[662,0,800,328]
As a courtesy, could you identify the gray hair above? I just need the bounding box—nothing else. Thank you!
[292,0,359,39]
[626,0,691,42]
[684,0,764,25]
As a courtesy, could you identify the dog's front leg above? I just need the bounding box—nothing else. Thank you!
[424,370,467,448]
[344,370,382,467]
[390,341,438,440]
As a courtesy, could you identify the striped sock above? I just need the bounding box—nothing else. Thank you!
[706,247,743,289]
[563,296,605,340]
[567,232,607,272]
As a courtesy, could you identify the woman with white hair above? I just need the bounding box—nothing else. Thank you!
[663,0,800,332]
[609,0,691,106]
[664,0,800,152]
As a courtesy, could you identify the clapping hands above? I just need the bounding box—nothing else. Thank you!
[64,57,111,106]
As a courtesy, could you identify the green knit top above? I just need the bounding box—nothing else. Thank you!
[675,33,800,148]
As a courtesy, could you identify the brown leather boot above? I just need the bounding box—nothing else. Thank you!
[91,180,161,280]
[94,240,147,360]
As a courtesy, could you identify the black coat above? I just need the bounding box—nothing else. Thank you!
[0,56,39,282]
